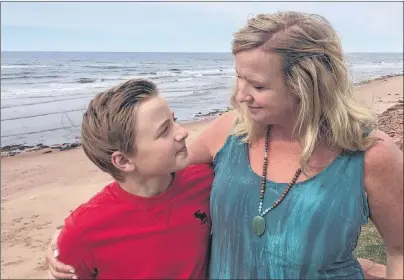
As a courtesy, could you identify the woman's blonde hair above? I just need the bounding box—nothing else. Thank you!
[230,11,378,172]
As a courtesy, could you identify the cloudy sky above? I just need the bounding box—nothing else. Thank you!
[1,1,403,52]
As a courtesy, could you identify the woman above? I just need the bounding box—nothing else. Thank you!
[47,11,403,279]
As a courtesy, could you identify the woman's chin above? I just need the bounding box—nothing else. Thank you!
[248,113,266,124]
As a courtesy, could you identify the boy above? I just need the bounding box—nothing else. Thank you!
[53,79,213,279]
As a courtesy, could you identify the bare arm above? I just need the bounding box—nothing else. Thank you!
[187,111,236,165]
[364,130,403,279]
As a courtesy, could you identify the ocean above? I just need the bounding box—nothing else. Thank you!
[1,51,403,147]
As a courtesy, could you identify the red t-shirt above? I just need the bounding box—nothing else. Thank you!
[57,164,213,279]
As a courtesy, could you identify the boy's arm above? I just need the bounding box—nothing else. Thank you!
[56,216,97,279]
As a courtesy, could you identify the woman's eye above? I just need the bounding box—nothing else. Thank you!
[254,86,265,91]
[173,117,178,122]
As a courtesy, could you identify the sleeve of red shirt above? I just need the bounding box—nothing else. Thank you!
[57,213,97,279]
[186,164,214,185]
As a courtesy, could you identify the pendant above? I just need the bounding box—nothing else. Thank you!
[252,215,265,236]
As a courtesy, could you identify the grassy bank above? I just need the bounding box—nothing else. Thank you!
[355,222,386,265]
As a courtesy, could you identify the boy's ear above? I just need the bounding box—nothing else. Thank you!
[111,151,135,173]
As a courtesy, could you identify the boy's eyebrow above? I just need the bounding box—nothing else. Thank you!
[155,119,170,137]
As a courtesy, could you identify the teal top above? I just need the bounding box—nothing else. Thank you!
[209,134,370,279]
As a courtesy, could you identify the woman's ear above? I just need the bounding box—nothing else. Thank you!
[111,151,135,173]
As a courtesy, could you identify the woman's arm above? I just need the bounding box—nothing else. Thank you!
[46,215,97,280]
[46,228,78,279]
[364,130,403,279]
[187,111,236,165]
[56,217,96,279]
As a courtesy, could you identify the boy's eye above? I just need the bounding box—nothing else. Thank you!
[161,126,169,136]
[159,117,177,138]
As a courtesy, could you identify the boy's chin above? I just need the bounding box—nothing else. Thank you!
[171,156,190,172]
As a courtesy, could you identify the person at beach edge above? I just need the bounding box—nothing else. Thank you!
[45,78,214,279]
[48,11,403,279]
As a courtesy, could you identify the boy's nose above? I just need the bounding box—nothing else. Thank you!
[175,125,189,141]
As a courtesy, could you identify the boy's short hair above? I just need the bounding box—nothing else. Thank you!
[81,78,158,181]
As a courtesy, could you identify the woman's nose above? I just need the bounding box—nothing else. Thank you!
[236,79,253,103]
[237,87,253,103]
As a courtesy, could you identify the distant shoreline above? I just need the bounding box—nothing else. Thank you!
[2,51,403,54]
[353,73,403,86]
[1,73,403,156]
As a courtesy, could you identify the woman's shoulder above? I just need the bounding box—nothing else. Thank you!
[363,129,402,192]
[364,130,400,164]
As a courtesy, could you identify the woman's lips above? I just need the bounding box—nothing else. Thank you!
[247,106,262,113]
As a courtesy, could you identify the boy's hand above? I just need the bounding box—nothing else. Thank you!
[45,229,78,279]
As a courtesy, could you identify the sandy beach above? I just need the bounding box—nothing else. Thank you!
[1,75,403,279]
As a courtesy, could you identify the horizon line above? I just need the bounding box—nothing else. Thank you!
[2,50,402,54]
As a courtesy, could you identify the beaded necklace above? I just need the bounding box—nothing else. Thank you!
[252,127,302,236]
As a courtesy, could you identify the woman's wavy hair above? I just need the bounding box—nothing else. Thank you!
[230,11,378,172]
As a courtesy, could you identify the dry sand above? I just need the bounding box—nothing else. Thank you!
[1,75,403,279]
